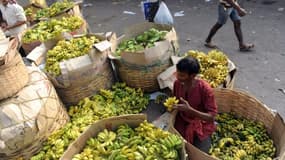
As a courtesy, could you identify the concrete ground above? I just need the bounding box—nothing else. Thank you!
[44,0,285,119]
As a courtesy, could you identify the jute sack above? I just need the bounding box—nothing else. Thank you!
[61,114,188,160]
[0,38,29,100]
[0,67,69,160]
[169,88,285,160]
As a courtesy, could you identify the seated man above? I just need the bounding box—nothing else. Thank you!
[173,57,218,153]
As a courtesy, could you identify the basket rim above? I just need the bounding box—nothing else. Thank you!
[214,88,277,116]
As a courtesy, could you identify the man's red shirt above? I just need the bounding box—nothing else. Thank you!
[173,79,217,143]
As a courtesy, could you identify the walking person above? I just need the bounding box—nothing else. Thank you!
[205,0,254,52]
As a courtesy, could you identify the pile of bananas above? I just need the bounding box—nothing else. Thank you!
[115,28,168,56]
[187,50,228,88]
[210,113,276,160]
[35,1,74,20]
[73,121,183,160]
[31,83,150,160]
[24,7,33,17]
[45,36,100,76]
[22,16,83,43]
[163,97,179,112]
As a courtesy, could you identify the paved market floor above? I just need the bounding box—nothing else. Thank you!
[46,0,285,120]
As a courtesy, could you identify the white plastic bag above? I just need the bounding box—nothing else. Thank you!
[154,1,174,25]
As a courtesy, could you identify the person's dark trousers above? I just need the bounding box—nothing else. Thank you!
[193,135,211,153]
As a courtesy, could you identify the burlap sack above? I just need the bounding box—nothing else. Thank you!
[0,67,69,160]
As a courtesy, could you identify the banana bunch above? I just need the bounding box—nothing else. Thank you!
[100,89,114,101]
[72,121,183,160]
[31,83,149,160]
[234,149,247,159]
[115,28,168,56]
[45,36,99,76]
[97,129,117,146]
[187,49,229,88]
[209,112,276,160]
[35,1,74,20]
[22,16,83,43]
[163,96,179,112]
[24,7,33,17]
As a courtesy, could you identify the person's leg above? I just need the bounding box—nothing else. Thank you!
[205,5,228,48]
[205,23,223,47]
[174,113,187,138]
[230,9,254,51]
[193,136,212,153]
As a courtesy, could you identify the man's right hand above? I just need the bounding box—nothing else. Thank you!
[238,8,247,17]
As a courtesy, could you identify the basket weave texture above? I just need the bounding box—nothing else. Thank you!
[56,60,114,106]
[0,38,29,100]
[114,59,172,92]
[169,88,285,160]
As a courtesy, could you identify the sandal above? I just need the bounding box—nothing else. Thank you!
[240,44,254,52]
[204,42,218,49]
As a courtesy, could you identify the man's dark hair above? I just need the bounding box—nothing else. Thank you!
[176,57,200,75]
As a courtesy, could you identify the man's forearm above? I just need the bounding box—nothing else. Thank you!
[191,108,215,122]
[7,21,26,30]
[224,0,242,11]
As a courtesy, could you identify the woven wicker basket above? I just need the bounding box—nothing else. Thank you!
[0,38,29,100]
[114,59,172,93]
[169,88,285,160]
[21,40,42,56]
[56,60,114,106]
